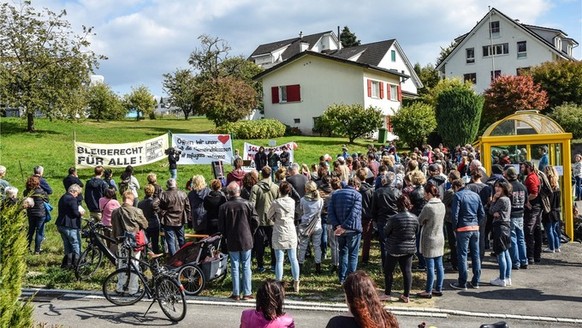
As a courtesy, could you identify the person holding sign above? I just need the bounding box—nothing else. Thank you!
[279,146,291,169]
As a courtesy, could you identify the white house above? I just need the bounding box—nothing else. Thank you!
[436,7,579,93]
[249,31,422,97]
[253,50,408,136]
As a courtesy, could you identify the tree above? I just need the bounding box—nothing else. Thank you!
[86,83,123,121]
[162,69,199,119]
[198,77,257,127]
[435,41,456,67]
[123,85,156,120]
[391,102,437,148]
[0,204,33,327]
[413,63,440,97]
[339,26,361,48]
[188,34,231,81]
[550,103,582,139]
[423,77,473,107]
[436,86,484,149]
[482,74,548,129]
[320,104,383,143]
[529,60,582,109]
[0,1,104,132]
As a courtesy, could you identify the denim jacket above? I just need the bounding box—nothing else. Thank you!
[451,188,485,230]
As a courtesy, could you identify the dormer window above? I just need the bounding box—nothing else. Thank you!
[489,21,500,37]
[554,37,562,50]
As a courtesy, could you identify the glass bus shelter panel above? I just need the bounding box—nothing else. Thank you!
[491,144,528,165]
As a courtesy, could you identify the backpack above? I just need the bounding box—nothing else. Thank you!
[119,177,131,195]
[536,170,553,214]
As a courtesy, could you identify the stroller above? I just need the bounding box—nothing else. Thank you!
[167,233,228,295]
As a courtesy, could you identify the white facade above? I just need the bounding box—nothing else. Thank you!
[377,43,419,96]
[437,8,578,93]
[259,53,401,134]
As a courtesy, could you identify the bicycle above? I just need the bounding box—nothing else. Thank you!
[102,233,187,322]
[75,219,118,280]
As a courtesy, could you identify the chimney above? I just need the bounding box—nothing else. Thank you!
[337,25,342,50]
[299,31,303,39]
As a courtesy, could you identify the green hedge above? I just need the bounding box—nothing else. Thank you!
[211,119,286,139]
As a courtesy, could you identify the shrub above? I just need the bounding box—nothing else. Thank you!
[391,102,436,149]
[436,86,484,149]
[210,119,286,139]
[0,203,33,327]
[320,104,383,143]
[550,103,582,139]
[284,125,303,136]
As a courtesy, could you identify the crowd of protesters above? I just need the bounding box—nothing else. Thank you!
[0,141,575,328]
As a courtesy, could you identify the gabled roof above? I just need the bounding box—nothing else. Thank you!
[436,7,577,70]
[331,40,395,66]
[253,50,409,81]
[248,31,333,60]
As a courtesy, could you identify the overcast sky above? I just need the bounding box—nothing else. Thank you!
[33,0,582,98]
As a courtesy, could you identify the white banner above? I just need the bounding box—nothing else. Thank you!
[75,134,169,168]
[243,142,297,164]
[172,134,234,165]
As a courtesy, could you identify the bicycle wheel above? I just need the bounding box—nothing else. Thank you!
[75,244,103,280]
[178,264,206,296]
[156,276,187,322]
[102,268,146,305]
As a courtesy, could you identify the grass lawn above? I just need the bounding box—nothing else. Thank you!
[0,116,429,303]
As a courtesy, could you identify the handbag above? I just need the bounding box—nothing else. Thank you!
[43,201,53,223]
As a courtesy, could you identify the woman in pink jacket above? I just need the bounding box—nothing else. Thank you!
[240,279,294,328]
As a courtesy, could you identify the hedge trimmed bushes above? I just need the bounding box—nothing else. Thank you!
[211,119,286,139]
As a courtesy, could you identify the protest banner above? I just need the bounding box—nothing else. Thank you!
[243,141,297,164]
[75,134,169,168]
[172,134,234,165]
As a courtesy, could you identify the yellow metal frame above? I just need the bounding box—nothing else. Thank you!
[479,130,574,239]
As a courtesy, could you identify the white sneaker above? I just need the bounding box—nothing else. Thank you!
[490,277,506,287]
[543,248,555,253]
[505,278,512,286]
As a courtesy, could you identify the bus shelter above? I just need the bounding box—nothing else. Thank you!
[478,111,574,239]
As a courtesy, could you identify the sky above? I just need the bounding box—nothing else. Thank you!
[30,0,582,98]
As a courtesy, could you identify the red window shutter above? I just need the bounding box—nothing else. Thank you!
[367,79,372,97]
[287,84,301,102]
[386,116,393,132]
[397,85,402,101]
[271,86,279,104]
[387,84,391,99]
[379,82,384,99]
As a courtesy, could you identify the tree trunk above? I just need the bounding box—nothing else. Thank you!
[27,112,35,132]
[183,109,189,120]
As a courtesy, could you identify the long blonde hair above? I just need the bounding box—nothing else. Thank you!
[544,165,559,191]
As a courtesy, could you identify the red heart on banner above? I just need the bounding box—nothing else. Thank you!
[218,135,230,144]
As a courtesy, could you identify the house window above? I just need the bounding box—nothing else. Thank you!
[387,84,399,101]
[482,43,509,57]
[490,70,501,82]
[367,79,384,99]
[271,84,301,103]
[463,73,477,84]
[516,67,531,76]
[390,50,396,62]
[517,41,527,58]
[466,48,475,63]
[489,21,500,36]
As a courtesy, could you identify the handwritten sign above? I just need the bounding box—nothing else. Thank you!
[172,134,233,164]
[75,134,168,168]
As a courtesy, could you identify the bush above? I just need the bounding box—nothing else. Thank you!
[391,102,436,149]
[210,119,286,139]
[550,103,582,139]
[284,125,303,136]
[0,203,33,327]
[436,87,484,149]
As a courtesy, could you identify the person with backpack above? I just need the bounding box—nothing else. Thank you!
[119,165,140,206]
[85,166,109,222]
[521,161,543,264]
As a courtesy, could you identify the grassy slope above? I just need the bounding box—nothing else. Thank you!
[0,117,427,303]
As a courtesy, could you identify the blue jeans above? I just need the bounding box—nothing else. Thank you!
[27,216,46,253]
[229,249,252,296]
[497,249,512,280]
[544,220,561,251]
[274,248,300,281]
[456,231,481,287]
[164,225,185,256]
[337,231,361,284]
[510,216,528,267]
[170,168,177,180]
[575,176,582,201]
[58,226,81,256]
[321,222,328,258]
[425,256,444,293]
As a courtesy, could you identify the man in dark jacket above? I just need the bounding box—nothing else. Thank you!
[254,146,268,170]
[218,182,259,301]
[371,171,400,269]
[328,177,362,284]
[56,184,84,268]
[158,179,191,255]
[85,166,109,222]
[63,167,83,192]
[450,179,485,290]
[266,150,280,181]
[505,166,529,269]
[356,168,374,266]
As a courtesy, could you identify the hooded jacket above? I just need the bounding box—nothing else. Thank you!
[203,190,227,234]
[84,177,109,212]
[227,169,245,187]
[250,178,279,226]
[268,196,297,249]
[111,203,149,238]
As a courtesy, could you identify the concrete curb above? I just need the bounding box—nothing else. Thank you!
[22,288,582,324]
